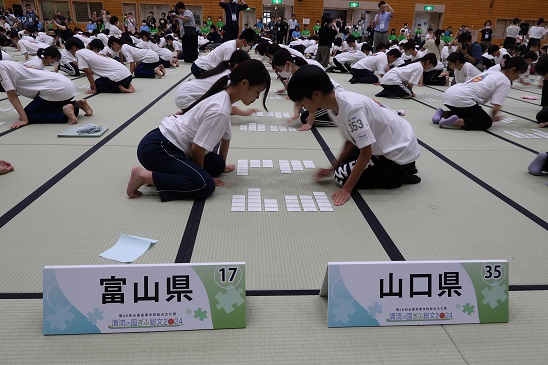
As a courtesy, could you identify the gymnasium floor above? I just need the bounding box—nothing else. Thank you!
[0,46,547,364]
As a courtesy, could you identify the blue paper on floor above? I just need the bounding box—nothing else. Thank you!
[100,234,158,263]
[57,125,108,137]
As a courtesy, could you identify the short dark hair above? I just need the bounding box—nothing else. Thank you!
[378,1,386,7]
[535,54,548,76]
[175,2,186,11]
[287,65,334,102]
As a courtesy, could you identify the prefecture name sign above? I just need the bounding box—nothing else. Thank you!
[320,260,508,327]
[43,263,245,335]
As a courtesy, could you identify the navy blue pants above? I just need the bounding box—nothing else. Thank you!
[134,61,160,78]
[137,128,225,202]
[95,75,133,93]
[191,62,204,77]
[350,68,379,84]
[24,96,78,124]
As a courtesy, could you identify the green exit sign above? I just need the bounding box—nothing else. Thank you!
[423,5,435,10]
[349,2,360,7]
[271,0,283,3]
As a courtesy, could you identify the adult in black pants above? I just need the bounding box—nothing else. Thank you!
[173,2,198,62]
[219,0,248,41]
[535,54,548,128]
[315,19,337,67]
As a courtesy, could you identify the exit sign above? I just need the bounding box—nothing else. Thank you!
[271,0,283,3]
[349,2,360,7]
[424,5,435,10]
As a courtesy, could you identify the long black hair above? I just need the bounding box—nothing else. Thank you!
[197,50,250,79]
[36,46,61,59]
[501,56,528,73]
[184,59,271,113]
[271,49,308,69]
[287,65,334,102]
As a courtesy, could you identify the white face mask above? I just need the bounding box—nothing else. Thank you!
[241,41,251,52]
[278,64,292,79]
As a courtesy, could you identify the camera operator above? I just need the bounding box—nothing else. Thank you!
[453,30,483,70]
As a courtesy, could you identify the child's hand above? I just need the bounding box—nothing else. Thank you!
[299,124,312,131]
[332,188,351,206]
[314,168,332,181]
[224,164,235,172]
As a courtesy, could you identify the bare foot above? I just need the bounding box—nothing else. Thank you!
[159,64,166,75]
[62,104,78,124]
[0,160,14,175]
[10,120,29,129]
[119,84,135,93]
[126,166,153,198]
[154,67,163,79]
[75,99,93,116]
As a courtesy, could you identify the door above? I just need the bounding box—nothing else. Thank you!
[241,8,255,29]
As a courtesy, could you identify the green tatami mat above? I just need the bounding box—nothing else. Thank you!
[0,147,193,292]
[0,144,89,216]
[360,152,548,285]
[444,291,548,364]
[0,296,466,364]
[192,148,390,290]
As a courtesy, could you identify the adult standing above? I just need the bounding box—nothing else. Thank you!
[479,20,493,48]
[173,2,198,62]
[528,18,548,49]
[23,3,39,33]
[219,0,248,42]
[315,19,337,67]
[372,1,394,48]
[287,14,299,44]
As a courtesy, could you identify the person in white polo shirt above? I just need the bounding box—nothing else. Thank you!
[528,18,548,49]
[432,57,528,130]
[65,37,134,94]
[191,28,257,77]
[0,61,93,129]
[287,65,421,206]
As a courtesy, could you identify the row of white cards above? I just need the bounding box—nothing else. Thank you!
[285,192,334,212]
[268,95,283,100]
[502,129,548,139]
[415,92,442,96]
[239,123,297,132]
[0,108,14,112]
[248,111,291,118]
[230,190,333,212]
[236,159,316,175]
[499,118,516,124]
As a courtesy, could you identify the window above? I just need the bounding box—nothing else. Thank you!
[40,1,70,21]
[73,2,103,23]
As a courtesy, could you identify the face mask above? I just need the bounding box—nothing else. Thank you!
[278,65,292,79]
[241,41,251,52]
[485,25,491,29]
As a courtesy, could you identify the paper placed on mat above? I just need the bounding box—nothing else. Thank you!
[100,234,158,263]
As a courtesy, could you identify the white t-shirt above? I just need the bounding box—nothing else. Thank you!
[73,34,92,45]
[280,44,305,57]
[380,62,423,86]
[410,49,426,61]
[22,56,44,70]
[95,33,109,46]
[0,60,76,101]
[506,25,520,38]
[304,44,318,56]
[60,48,77,64]
[442,71,511,107]
[106,22,122,37]
[18,39,50,54]
[121,44,159,64]
[327,90,420,164]
[305,58,324,68]
[36,32,55,46]
[453,62,482,84]
[160,90,232,156]
[194,40,236,70]
[528,26,548,39]
[175,70,230,109]
[352,52,387,73]
[1,50,12,61]
[76,49,131,81]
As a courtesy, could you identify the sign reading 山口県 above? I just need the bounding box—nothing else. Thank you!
[43,263,245,335]
[320,260,508,327]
